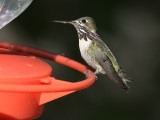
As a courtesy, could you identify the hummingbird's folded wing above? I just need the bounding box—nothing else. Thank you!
[94,49,129,91]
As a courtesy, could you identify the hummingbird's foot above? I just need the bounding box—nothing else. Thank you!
[84,70,92,77]
[84,70,98,80]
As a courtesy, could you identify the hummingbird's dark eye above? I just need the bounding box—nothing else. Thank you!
[81,19,86,23]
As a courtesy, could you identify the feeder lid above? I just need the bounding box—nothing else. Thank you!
[0,54,52,80]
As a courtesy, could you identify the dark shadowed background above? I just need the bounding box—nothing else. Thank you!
[1,0,160,120]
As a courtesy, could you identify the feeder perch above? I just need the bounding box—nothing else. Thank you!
[0,43,96,120]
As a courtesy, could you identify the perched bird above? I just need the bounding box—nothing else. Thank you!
[55,17,130,91]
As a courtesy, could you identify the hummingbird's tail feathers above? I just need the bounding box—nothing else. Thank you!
[121,69,131,79]
[121,70,132,83]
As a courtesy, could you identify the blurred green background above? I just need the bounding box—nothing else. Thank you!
[1,0,160,120]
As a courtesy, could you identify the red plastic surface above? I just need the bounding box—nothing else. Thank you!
[0,42,96,120]
[0,43,96,93]
[0,55,51,120]
[0,54,52,81]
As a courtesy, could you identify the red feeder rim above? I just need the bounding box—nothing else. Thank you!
[0,42,96,92]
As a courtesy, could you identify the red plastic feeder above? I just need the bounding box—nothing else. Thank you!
[0,43,96,120]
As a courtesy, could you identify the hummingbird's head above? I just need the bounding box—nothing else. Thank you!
[73,17,97,32]
[54,17,97,33]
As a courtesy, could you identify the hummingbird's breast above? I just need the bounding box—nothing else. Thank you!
[79,38,92,59]
[77,28,106,74]
[79,38,104,73]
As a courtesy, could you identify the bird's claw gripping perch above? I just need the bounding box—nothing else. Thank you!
[84,70,98,80]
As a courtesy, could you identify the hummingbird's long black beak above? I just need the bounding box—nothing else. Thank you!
[54,20,68,24]
[54,20,77,26]
[54,20,73,24]
[54,20,78,29]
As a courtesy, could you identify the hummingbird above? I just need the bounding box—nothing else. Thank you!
[54,17,130,91]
